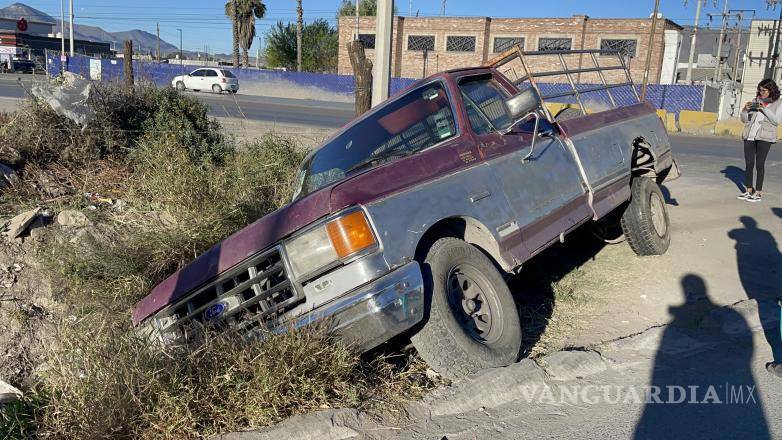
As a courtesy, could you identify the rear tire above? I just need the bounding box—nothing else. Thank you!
[212,84,222,93]
[620,177,671,256]
[411,237,521,379]
[175,81,185,91]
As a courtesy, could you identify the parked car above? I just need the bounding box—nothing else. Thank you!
[135,49,679,379]
[5,59,35,74]
[171,68,239,94]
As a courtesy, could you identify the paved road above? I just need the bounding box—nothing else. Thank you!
[0,72,355,128]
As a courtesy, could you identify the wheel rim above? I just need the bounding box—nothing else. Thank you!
[650,192,667,237]
[446,264,503,345]
[176,82,184,91]
[213,85,221,93]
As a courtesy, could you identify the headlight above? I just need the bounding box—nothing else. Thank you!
[285,210,378,280]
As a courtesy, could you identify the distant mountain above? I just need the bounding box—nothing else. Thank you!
[0,2,181,55]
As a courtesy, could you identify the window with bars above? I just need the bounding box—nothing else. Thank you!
[538,37,572,51]
[600,39,637,58]
[446,35,476,52]
[407,35,435,51]
[493,37,524,53]
[358,34,375,49]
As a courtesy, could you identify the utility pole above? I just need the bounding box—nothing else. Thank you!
[355,0,360,37]
[59,0,65,54]
[713,0,729,83]
[409,0,412,16]
[685,0,706,84]
[69,0,74,56]
[177,28,183,74]
[256,36,261,68]
[728,9,755,82]
[156,23,160,62]
[296,0,303,72]
[371,0,393,106]
[640,0,661,101]
[440,0,446,16]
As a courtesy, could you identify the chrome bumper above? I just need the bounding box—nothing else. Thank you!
[290,261,425,352]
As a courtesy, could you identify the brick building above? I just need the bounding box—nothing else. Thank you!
[338,15,683,85]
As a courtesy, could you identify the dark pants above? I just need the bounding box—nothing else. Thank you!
[743,140,773,191]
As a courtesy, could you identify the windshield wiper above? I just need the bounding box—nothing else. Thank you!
[346,149,414,175]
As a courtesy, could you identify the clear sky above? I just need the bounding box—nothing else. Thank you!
[15,0,782,54]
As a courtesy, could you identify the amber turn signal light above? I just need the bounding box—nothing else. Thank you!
[326,210,377,259]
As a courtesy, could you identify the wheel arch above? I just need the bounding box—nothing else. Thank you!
[413,216,510,273]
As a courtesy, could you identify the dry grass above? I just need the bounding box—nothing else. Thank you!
[0,86,439,439]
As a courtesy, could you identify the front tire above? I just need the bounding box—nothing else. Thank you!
[411,237,521,379]
[212,84,222,93]
[175,81,185,91]
[621,177,671,256]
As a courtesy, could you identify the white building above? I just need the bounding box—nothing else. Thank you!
[739,19,782,106]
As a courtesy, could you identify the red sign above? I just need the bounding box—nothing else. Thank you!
[16,18,27,32]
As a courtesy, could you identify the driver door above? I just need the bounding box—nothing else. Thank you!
[458,76,589,254]
[186,69,205,89]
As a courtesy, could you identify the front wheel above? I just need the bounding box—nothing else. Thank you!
[411,237,521,379]
[175,81,185,91]
[212,84,222,93]
[621,177,671,256]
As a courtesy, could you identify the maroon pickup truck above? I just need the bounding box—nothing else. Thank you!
[133,49,678,378]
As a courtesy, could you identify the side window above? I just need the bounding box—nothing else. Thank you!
[206,70,218,77]
[458,77,512,135]
[190,70,204,76]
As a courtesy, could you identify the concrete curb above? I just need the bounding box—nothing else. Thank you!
[214,409,370,440]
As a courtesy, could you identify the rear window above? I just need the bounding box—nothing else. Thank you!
[293,81,456,199]
[221,70,236,78]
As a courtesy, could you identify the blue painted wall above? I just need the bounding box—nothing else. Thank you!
[48,54,703,115]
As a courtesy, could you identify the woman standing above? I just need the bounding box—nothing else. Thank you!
[739,79,782,202]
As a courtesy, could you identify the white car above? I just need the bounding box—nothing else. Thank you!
[172,68,239,94]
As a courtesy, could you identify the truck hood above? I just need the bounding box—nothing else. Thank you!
[131,186,334,326]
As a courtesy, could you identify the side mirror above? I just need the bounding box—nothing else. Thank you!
[505,88,541,120]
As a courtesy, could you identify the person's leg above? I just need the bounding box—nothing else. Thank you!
[743,140,757,193]
[754,141,773,193]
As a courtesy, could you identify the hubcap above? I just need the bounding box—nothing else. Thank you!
[446,264,502,344]
[650,192,667,237]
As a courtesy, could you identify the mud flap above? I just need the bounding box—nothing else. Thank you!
[662,159,681,182]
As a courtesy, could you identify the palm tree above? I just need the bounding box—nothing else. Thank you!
[226,0,239,67]
[226,0,266,68]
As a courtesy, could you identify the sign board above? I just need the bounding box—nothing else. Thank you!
[0,46,19,55]
[89,58,102,81]
[16,18,27,32]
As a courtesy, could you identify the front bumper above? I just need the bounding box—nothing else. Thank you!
[288,261,425,352]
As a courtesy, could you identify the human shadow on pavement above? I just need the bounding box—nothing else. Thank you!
[634,274,770,440]
[728,216,782,369]
[659,184,679,206]
[720,165,746,193]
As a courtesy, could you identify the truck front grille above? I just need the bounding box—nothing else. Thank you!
[150,246,302,342]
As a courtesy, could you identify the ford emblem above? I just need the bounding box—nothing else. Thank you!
[204,302,227,321]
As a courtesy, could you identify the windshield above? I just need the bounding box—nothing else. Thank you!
[292,81,456,200]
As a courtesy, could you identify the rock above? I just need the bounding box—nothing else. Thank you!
[37,170,69,197]
[0,163,18,188]
[3,207,41,240]
[57,210,91,227]
[0,379,23,403]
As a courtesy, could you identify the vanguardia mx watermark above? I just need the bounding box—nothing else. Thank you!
[517,384,759,405]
